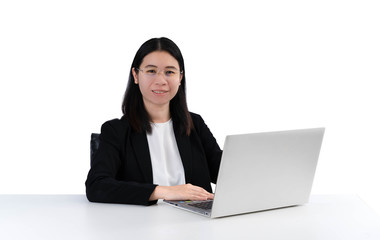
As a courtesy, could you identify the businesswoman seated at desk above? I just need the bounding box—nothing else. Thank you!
[85,37,222,206]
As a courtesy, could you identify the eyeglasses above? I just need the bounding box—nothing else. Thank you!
[136,67,182,80]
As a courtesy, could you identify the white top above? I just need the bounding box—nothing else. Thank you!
[146,119,185,186]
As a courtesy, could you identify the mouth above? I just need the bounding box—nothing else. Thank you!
[152,90,168,94]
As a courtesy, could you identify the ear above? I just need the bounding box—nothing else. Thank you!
[179,72,183,85]
[132,68,139,84]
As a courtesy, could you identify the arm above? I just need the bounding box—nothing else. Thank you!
[192,113,223,183]
[85,120,157,206]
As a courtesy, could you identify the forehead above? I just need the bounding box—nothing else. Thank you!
[141,51,179,68]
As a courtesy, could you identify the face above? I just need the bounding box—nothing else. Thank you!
[132,51,182,110]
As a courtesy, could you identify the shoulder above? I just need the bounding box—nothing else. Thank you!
[189,112,209,132]
[99,117,131,144]
[189,112,220,146]
[101,117,130,132]
[189,112,204,124]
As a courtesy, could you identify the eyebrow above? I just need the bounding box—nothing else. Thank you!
[143,64,179,70]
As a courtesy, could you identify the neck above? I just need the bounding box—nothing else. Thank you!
[144,102,170,123]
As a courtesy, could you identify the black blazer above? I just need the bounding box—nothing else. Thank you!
[85,113,222,206]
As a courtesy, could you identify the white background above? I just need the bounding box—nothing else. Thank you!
[1,1,379,214]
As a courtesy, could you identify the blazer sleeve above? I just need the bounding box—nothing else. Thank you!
[192,113,223,183]
[85,120,157,206]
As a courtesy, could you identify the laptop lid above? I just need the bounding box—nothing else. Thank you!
[210,128,325,218]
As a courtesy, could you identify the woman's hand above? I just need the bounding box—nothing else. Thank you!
[149,184,214,201]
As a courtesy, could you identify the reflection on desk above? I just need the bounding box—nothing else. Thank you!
[1,195,380,240]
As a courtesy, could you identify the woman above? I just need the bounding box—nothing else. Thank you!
[85,37,222,206]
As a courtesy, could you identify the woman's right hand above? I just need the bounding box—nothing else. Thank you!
[149,184,214,201]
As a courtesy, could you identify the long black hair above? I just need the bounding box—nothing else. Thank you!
[122,37,193,135]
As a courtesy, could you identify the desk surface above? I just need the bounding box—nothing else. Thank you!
[1,195,380,240]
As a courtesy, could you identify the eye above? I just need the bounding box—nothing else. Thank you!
[165,70,176,76]
[145,68,157,74]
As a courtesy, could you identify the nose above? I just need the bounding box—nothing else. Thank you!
[154,72,167,85]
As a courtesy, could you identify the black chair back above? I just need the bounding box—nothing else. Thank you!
[90,133,100,167]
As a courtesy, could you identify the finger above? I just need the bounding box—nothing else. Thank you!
[181,184,214,201]
[207,193,214,200]
[189,188,214,200]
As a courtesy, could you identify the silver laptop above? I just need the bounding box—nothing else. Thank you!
[164,128,325,218]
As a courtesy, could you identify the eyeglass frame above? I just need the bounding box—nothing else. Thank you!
[135,67,183,80]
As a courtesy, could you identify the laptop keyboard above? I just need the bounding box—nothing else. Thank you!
[188,201,213,210]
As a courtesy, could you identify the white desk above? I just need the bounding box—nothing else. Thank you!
[1,195,380,240]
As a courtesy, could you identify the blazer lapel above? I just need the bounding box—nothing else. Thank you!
[174,128,193,183]
[131,130,153,183]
